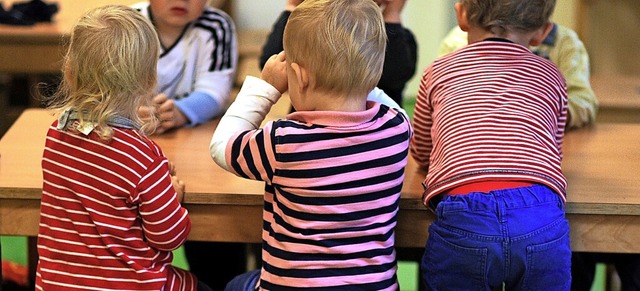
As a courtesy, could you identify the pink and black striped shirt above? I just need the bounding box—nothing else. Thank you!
[37,121,195,291]
[226,102,412,290]
[410,40,568,206]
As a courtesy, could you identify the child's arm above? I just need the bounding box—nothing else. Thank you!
[210,52,287,171]
[552,26,598,129]
[137,158,191,251]
[209,77,281,171]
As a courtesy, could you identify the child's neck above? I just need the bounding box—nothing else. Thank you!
[303,91,368,112]
[154,22,187,49]
[467,27,534,47]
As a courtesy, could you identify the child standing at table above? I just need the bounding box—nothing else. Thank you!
[411,0,571,290]
[36,5,210,291]
[133,0,237,134]
[210,0,412,289]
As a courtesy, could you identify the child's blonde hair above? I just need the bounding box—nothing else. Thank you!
[284,0,386,97]
[47,5,159,140]
[460,0,556,35]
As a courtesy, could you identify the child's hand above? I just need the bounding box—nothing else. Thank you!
[261,51,288,94]
[152,93,188,134]
[168,162,185,202]
[171,174,185,203]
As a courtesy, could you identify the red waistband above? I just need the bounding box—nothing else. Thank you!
[446,181,535,195]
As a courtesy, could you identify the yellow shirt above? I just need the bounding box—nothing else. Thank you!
[438,25,598,129]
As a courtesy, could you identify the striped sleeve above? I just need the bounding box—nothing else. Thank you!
[137,157,191,251]
[195,8,237,72]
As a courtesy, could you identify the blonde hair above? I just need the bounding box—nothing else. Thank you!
[284,0,386,96]
[460,0,556,35]
[46,5,159,140]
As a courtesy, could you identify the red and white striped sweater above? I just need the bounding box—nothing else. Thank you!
[37,121,195,291]
[410,40,568,205]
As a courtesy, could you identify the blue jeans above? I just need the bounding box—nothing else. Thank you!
[421,184,571,291]
[224,269,260,291]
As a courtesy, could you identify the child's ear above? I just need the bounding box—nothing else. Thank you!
[455,2,469,32]
[291,62,309,92]
[529,22,554,47]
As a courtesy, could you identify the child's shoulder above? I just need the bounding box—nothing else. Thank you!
[195,6,234,28]
[112,128,166,159]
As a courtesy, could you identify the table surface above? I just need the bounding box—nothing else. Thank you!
[0,0,144,43]
[2,108,640,252]
[590,74,640,110]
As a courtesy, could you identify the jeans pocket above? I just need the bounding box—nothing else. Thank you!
[422,225,488,291]
[522,222,571,291]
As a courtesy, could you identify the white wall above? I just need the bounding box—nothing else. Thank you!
[230,1,465,99]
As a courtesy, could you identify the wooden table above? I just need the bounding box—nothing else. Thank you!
[0,0,141,74]
[0,0,243,74]
[591,74,640,123]
[2,108,640,253]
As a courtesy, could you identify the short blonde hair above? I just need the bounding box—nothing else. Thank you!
[47,5,159,140]
[460,0,556,34]
[284,0,386,96]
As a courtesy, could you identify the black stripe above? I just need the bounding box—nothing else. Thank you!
[272,194,399,223]
[278,123,409,163]
[278,150,408,178]
[230,131,250,178]
[264,242,395,261]
[268,221,396,247]
[280,113,405,146]
[241,136,262,180]
[277,183,402,206]
[254,131,273,180]
[194,10,235,71]
[307,167,406,191]
[262,260,397,280]
[272,209,397,236]
[260,276,397,291]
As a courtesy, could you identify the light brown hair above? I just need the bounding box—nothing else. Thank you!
[284,0,387,96]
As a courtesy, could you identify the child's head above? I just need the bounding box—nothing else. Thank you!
[283,0,386,97]
[49,5,159,139]
[457,0,556,36]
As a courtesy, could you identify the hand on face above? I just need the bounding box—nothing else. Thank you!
[261,51,289,94]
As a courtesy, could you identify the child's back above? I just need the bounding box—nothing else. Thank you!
[413,39,567,201]
[411,0,572,289]
[211,0,412,289]
[36,5,197,291]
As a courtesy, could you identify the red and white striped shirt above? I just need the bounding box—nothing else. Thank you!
[37,121,195,291]
[410,40,568,205]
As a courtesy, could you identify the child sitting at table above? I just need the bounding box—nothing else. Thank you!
[412,0,571,289]
[36,5,210,291]
[209,0,412,289]
[133,0,237,134]
[132,1,241,287]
